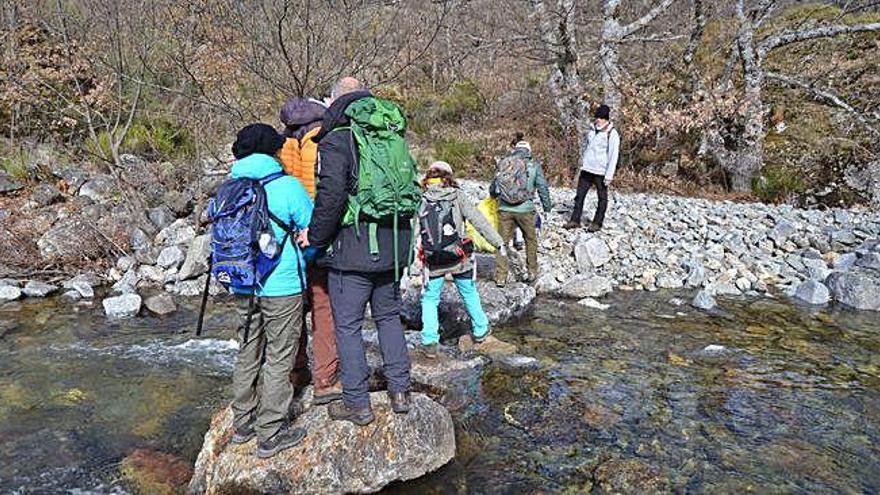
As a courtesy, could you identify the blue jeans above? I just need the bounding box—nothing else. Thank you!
[420,274,489,345]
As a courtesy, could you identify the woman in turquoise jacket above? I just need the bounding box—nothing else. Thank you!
[227,123,314,459]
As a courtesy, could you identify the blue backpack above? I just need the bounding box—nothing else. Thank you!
[195,171,301,336]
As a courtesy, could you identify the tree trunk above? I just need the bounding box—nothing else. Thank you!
[531,0,588,176]
[600,4,624,122]
[728,0,764,192]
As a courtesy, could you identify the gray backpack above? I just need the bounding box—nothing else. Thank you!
[495,153,532,205]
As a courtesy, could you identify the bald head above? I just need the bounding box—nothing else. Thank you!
[330,77,365,101]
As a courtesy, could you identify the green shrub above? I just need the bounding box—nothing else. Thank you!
[124,117,195,160]
[754,164,804,203]
[438,81,486,123]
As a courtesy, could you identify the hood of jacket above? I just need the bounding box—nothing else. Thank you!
[230,153,283,180]
[280,98,327,140]
[314,90,372,142]
[422,184,458,202]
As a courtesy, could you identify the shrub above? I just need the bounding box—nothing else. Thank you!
[434,137,480,168]
[438,81,486,123]
[754,164,804,203]
[124,117,195,161]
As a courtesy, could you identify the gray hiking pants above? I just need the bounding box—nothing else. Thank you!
[231,294,303,442]
[329,269,411,409]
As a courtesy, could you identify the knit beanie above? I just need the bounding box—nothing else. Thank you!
[232,123,286,160]
[429,161,453,175]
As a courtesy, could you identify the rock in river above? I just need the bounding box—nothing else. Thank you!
[793,280,830,306]
[103,294,142,319]
[826,268,880,311]
[189,392,455,495]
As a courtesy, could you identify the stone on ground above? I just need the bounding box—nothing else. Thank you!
[578,297,610,310]
[0,285,22,302]
[826,268,880,311]
[103,294,142,319]
[574,235,612,270]
[691,289,717,310]
[0,171,24,194]
[188,393,455,495]
[120,448,192,495]
[22,280,58,298]
[559,274,614,299]
[178,234,211,280]
[793,280,830,305]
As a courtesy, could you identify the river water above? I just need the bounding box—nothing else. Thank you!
[1,291,878,493]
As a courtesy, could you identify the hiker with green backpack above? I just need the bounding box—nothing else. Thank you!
[491,137,552,286]
[297,77,420,426]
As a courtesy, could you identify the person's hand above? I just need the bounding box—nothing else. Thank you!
[604,178,613,186]
[297,229,310,248]
[499,245,508,257]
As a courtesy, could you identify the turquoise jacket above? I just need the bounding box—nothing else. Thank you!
[230,154,313,297]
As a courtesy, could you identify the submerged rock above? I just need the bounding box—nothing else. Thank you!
[594,458,669,494]
[103,294,142,319]
[189,393,455,495]
[121,448,192,495]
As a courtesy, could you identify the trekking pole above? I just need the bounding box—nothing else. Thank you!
[195,258,213,336]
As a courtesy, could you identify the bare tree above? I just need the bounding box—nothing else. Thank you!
[706,0,880,191]
[600,0,679,121]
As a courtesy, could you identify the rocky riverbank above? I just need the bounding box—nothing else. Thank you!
[1,156,878,319]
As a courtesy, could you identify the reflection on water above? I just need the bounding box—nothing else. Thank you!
[1,292,879,493]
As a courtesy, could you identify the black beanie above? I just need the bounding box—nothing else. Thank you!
[232,123,285,160]
[594,104,611,120]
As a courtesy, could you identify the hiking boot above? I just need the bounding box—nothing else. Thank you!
[420,342,440,359]
[388,391,411,414]
[328,401,374,426]
[524,273,538,284]
[313,381,343,406]
[231,417,256,445]
[587,223,602,233]
[514,241,524,251]
[255,424,306,459]
[473,328,493,344]
[563,221,580,230]
[494,279,506,288]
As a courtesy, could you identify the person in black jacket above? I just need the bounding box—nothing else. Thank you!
[298,77,412,426]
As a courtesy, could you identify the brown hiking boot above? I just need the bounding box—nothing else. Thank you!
[289,367,311,389]
[328,401,374,426]
[564,221,580,230]
[587,223,602,233]
[313,381,343,406]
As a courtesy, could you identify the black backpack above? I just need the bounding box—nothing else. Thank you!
[418,199,473,269]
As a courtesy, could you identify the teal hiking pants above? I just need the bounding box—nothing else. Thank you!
[420,273,489,345]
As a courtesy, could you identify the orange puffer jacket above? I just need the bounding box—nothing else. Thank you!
[278,126,320,198]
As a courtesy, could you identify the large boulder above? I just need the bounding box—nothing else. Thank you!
[826,268,880,311]
[37,211,128,262]
[22,280,58,298]
[0,285,22,302]
[400,278,535,337]
[188,393,455,495]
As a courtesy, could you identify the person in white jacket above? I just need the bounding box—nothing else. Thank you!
[565,104,620,232]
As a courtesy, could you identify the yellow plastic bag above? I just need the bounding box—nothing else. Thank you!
[467,197,500,253]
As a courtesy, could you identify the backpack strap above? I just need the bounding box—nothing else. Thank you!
[259,171,286,185]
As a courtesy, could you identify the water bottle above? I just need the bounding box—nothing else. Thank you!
[259,232,279,258]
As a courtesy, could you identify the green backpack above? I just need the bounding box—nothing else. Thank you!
[339,97,421,277]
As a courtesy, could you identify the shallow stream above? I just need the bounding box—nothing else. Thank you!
[1,291,878,493]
